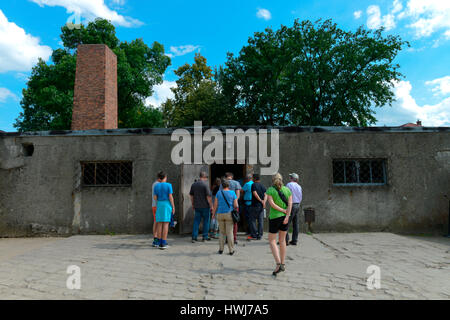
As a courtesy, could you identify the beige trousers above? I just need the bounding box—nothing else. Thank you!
[217,213,234,253]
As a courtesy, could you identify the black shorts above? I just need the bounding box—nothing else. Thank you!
[269,216,288,233]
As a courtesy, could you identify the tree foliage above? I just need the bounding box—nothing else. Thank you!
[218,19,408,126]
[162,53,230,127]
[15,19,170,132]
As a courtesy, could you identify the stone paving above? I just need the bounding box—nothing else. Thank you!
[0,232,448,300]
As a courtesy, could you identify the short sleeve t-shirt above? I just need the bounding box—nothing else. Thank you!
[286,182,303,204]
[251,182,266,208]
[215,190,237,214]
[219,179,242,196]
[154,182,173,201]
[242,181,254,205]
[266,186,292,220]
[151,181,159,207]
[189,180,211,209]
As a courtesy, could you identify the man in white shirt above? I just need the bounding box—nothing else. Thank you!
[286,173,303,245]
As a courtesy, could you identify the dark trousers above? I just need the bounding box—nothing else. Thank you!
[192,208,210,240]
[242,204,251,234]
[286,203,300,243]
[249,206,264,239]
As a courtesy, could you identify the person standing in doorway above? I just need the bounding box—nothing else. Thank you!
[151,173,162,246]
[249,173,267,240]
[190,171,213,243]
[153,171,175,250]
[266,173,292,276]
[242,174,254,238]
[219,172,241,245]
[212,179,238,255]
[286,173,303,246]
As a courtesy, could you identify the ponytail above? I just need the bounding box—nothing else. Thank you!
[272,173,283,190]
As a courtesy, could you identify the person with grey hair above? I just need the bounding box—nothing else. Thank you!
[190,171,213,242]
[286,173,303,245]
[212,179,239,255]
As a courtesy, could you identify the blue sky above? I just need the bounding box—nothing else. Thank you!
[0,0,449,131]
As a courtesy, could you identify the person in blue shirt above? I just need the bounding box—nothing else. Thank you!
[153,171,175,250]
[242,174,254,239]
[219,172,241,244]
[212,179,238,255]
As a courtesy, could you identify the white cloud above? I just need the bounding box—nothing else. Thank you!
[392,0,403,14]
[383,13,396,30]
[0,10,52,73]
[402,0,450,38]
[361,0,450,40]
[0,88,18,103]
[354,10,362,19]
[30,0,142,27]
[426,76,450,96]
[366,5,396,30]
[166,45,200,58]
[367,5,381,29]
[445,30,450,39]
[256,8,272,21]
[377,80,450,126]
[145,80,177,108]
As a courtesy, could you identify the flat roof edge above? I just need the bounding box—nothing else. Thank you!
[1,126,449,137]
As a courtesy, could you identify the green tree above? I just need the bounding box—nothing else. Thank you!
[219,19,408,126]
[162,53,230,127]
[15,18,170,132]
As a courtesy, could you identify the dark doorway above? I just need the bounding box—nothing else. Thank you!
[210,163,248,233]
[210,163,246,186]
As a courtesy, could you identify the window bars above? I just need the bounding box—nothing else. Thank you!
[81,161,133,187]
[333,159,386,186]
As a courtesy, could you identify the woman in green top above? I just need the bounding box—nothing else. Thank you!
[266,173,292,276]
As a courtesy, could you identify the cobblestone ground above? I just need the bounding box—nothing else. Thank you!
[0,232,448,300]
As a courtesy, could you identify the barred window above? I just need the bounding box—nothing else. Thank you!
[82,161,133,187]
[333,159,386,185]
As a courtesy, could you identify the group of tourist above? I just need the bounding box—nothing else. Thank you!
[151,170,303,276]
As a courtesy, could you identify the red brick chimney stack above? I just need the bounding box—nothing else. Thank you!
[71,44,118,131]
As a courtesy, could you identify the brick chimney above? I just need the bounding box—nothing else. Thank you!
[71,44,118,130]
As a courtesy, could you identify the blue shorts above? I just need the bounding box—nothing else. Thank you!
[156,200,172,222]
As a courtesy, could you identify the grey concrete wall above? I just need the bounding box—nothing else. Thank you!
[0,133,181,237]
[1,127,449,236]
[273,131,450,233]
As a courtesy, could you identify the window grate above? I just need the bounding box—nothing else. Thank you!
[81,161,133,187]
[333,159,386,185]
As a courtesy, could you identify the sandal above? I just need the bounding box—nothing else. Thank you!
[280,264,286,272]
[272,263,282,276]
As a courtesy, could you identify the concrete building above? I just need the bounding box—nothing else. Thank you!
[0,44,449,237]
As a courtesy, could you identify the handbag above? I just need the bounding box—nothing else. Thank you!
[221,190,240,223]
